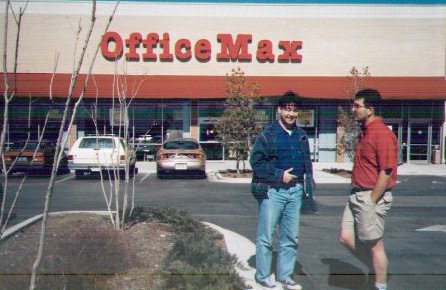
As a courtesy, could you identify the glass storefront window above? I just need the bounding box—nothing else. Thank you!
[200,123,218,142]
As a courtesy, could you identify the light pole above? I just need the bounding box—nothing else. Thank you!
[159,100,165,144]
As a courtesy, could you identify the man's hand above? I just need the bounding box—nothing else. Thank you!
[283,168,297,184]
[371,169,392,204]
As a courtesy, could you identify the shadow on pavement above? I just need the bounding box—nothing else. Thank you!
[321,258,368,289]
[247,251,306,277]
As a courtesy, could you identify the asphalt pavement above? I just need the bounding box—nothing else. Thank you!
[134,161,446,290]
[2,161,446,290]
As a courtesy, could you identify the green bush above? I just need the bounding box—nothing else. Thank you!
[161,231,245,290]
[128,207,246,290]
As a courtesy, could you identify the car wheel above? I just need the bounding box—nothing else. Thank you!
[57,166,70,175]
[129,165,138,177]
[75,170,84,179]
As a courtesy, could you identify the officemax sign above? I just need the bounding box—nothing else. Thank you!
[101,32,303,63]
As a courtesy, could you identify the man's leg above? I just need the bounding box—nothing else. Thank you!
[339,226,355,252]
[370,239,388,284]
[256,188,282,282]
[339,202,373,271]
[277,186,302,281]
[339,227,373,270]
[347,190,392,289]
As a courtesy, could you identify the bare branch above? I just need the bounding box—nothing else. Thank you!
[49,53,60,100]
[30,0,120,288]
[1,0,12,162]
[1,111,50,233]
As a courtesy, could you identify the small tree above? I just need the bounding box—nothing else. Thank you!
[86,63,147,230]
[215,68,262,173]
[337,66,370,161]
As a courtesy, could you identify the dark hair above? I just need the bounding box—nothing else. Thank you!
[278,91,301,107]
[354,88,381,109]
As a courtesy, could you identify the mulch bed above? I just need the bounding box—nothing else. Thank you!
[0,213,174,290]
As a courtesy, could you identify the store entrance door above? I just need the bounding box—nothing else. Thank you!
[408,122,431,164]
[386,121,403,164]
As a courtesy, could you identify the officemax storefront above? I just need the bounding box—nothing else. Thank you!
[1,0,446,164]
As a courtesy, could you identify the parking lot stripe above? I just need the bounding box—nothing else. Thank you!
[139,173,151,183]
[55,175,75,184]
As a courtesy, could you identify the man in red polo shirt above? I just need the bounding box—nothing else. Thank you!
[339,89,398,290]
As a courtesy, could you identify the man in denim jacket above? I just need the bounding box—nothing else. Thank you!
[250,91,315,290]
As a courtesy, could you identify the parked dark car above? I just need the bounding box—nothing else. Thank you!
[3,140,69,175]
[134,142,161,161]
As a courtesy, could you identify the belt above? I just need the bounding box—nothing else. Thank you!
[292,175,304,185]
[350,187,371,194]
[351,187,393,194]
[271,175,304,189]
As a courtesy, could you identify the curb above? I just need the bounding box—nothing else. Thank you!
[0,211,114,240]
[212,171,251,184]
[203,222,257,290]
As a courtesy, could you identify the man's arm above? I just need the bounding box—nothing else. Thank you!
[250,133,283,183]
[371,168,392,204]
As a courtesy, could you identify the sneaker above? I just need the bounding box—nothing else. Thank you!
[278,277,302,290]
[255,275,277,289]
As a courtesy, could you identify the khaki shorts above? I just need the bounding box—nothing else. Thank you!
[341,189,393,241]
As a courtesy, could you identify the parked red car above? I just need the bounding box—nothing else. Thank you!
[3,140,69,175]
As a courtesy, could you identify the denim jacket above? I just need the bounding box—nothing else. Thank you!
[250,121,315,200]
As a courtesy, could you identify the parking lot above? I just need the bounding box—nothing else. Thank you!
[1,164,446,289]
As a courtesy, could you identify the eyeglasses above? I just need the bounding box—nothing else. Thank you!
[282,108,298,113]
[352,103,367,109]
[281,104,298,113]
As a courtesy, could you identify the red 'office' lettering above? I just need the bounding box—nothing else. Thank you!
[143,33,159,61]
[101,31,124,60]
[125,32,142,61]
[195,39,211,62]
[160,33,173,61]
[175,39,192,61]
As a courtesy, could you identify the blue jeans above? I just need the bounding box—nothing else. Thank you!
[255,184,303,282]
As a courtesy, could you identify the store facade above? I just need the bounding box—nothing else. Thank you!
[1,0,446,164]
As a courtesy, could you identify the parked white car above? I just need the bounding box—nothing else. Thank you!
[68,136,137,178]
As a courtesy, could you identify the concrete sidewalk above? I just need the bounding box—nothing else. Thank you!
[136,160,446,184]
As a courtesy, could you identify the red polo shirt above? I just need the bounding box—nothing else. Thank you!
[351,117,398,190]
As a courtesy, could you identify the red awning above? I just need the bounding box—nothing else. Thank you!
[2,73,446,100]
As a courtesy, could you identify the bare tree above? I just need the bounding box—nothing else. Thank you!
[85,62,146,230]
[0,0,29,230]
[26,1,121,289]
[337,66,371,161]
[0,100,53,234]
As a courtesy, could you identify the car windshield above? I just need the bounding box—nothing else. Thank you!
[10,141,51,150]
[163,140,199,150]
[79,138,114,149]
